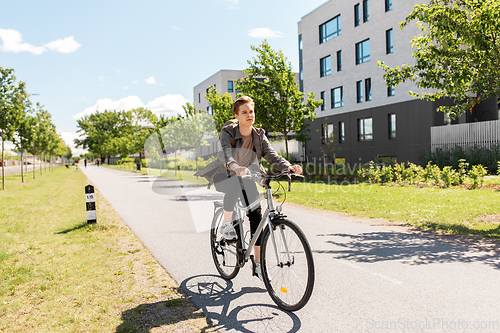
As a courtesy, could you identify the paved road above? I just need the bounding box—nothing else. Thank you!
[81,165,500,332]
[1,163,51,176]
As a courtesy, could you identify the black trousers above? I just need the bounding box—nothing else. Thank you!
[215,174,263,244]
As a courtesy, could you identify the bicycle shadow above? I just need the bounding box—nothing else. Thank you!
[180,274,302,333]
[315,231,500,269]
[115,298,208,333]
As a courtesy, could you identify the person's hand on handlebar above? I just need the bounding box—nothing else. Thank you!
[229,162,249,177]
[287,164,303,175]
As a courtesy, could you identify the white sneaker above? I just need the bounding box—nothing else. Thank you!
[254,262,264,281]
[220,222,238,241]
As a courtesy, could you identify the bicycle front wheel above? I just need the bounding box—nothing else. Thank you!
[260,218,315,312]
[210,208,240,280]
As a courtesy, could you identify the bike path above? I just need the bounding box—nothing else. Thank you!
[81,165,500,332]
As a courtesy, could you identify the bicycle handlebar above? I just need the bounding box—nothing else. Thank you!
[241,170,304,181]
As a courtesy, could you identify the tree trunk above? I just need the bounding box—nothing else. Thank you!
[2,139,5,191]
[40,152,43,176]
[21,150,24,183]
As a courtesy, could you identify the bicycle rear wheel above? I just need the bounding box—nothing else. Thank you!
[210,208,240,280]
[260,218,314,311]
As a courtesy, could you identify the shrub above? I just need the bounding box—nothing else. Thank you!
[468,164,488,189]
[457,159,469,185]
[497,161,500,176]
[422,162,441,185]
[393,163,405,184]
[441,166,459,187]
[380,165,393,183]
[405,163,423,184]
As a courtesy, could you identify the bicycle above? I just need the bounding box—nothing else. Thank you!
[210,170,315,312]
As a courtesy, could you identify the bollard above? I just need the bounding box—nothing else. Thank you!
[76,164,78,171]
[85,184,97,224]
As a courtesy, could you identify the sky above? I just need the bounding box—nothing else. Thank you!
[0,0,327,156]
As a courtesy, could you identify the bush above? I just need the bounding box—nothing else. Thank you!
[424,144,500,174]
[468,164,488,189]
[422,162,441,185]
[441,166,459,187]
[380,165,393,183]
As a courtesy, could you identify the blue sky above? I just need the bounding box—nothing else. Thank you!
[1,0,327,155]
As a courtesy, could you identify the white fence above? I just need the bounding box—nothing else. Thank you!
[431,120,500,152]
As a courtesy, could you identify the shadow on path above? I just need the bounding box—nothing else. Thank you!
[315,231,500,269]
[181,274,302,333]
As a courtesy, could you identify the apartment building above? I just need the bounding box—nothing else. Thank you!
[193,69,245,114]
[298,0,498,165]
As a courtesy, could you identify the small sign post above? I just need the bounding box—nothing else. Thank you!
[85,185,97,224]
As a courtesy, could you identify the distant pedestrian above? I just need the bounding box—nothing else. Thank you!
[96,159,100,167]
[84,159,87,168]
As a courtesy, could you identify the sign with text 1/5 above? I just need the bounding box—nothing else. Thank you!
[85,184,97,224]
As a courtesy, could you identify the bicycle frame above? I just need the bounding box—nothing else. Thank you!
[233,181,288,266]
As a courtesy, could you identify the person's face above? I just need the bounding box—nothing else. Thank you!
[235,103,255,127]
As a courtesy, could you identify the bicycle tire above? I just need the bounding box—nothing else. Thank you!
[210,208,241,280]
[260,218,315,312]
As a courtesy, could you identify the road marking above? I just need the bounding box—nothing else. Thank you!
[338,260,403,285]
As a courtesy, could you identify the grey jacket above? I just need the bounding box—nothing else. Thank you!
[218,124,291,173]
[194,124,291,186]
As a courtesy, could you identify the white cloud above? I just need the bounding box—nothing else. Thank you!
[145,94,189,116]
[123,86,129,90]
[44,36,81,53]
[0,29,81,54]
[60,132,88,156]
[248,28,284,39]
[115,68,121,74]
[223,0,239,8]
[145,76,156,84]
[131,80,139,84]
[72,94,189,120]
[0,29,46,54]
[72,96,143,120]
[98,75,106,83]
[172,25,181,31]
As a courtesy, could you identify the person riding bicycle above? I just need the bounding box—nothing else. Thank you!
[214,96,302,280]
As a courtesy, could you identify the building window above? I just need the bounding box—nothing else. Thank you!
[319,15,341,44]
[299,34,303,92]
[331,86,343,108]
[354,4,360,27]
[320,91,325,111]
[365,78,372,101]
[358,118,373,141]
[320,56,332,77]
[386,29,393,54]
[228,80,234,93]
[198,93,200,103]
[387,84,395,96]
[337,50,342,71]
[356,80,363,103]
[356,39,370,64]
[339,121,345,143]
[385,0,392,12]
[363,0,369,22]
[322,124,335,144]
[207,106,211,114]
[389,114,396,139]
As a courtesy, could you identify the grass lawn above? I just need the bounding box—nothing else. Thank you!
[283,178,500,238]
[0,166,213,332]
[104,163,500,239]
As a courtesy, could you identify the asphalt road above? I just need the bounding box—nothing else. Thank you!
[1,163,51,176]
[81,165,500,333]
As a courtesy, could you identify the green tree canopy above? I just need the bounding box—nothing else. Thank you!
[205,88,235,132]
[236,40,321,160]
[378,0,500,119]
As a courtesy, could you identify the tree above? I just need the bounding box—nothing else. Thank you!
[32,105,54,176]
[205,87,235,132]
[0,67,28,190]
[378,0,500,119]
[14,100,35,183]
[236,40,321,161]
[180,103,217,171]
